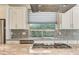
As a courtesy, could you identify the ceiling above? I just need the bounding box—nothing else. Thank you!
[30,4,76,13]
[8,4,76,13]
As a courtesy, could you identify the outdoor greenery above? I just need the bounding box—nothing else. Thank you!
[30,31,54,37]
[31,31,42,37]
[43,31,54,37]
[30,24,56,37]
[30,24,55,29]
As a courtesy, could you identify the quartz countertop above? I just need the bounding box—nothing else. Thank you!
[0,44,79,55]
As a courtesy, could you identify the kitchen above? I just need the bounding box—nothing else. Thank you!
[0,4,79,54]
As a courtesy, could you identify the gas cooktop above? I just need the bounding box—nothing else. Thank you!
[32,43,72,49]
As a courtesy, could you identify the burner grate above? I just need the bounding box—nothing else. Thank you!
[32,43,72,49]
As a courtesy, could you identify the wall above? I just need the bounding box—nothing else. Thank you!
[0,5,7,18]
[0,5,11,40]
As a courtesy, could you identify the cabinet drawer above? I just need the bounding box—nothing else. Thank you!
[20,40,34,44]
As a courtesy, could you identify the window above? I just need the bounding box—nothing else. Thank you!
[30,24,55,29]
[29,12,57,38]
[30,31,42,37]
[43,31,54,37]
[30,24,56,37]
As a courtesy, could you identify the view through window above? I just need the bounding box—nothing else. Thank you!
[30,24,56,37]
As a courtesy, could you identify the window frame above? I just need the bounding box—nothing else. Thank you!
[29,24,56,38]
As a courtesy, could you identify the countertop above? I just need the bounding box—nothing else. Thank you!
[0,44,79,55]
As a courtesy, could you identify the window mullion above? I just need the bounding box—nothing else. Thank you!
[42,30,43,38]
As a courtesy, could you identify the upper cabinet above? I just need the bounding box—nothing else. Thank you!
[9,6,28,29]
[60,8,73,29]
[61,5,79,29]
[73,6,79,29]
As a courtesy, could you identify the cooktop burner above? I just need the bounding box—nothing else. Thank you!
[54,43,72,48]
[32,43,54,48]
[32,43,72,49]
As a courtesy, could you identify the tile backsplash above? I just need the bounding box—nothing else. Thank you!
[11,29,28,38]
[10,29,79,41]
[60,29,79,40]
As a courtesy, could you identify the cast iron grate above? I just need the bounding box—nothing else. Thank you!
[32,43,72,49]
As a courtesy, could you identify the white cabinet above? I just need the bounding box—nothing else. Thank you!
[73,7,79,29]
[61,5,79,29]
[61,8,73,29]
[9,7,28,29]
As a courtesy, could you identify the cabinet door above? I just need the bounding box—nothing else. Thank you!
[73,7,79,29]
[9,7,17,29]
[16,7,27,29]
[61,9,72,29]
[9,7,27,29]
